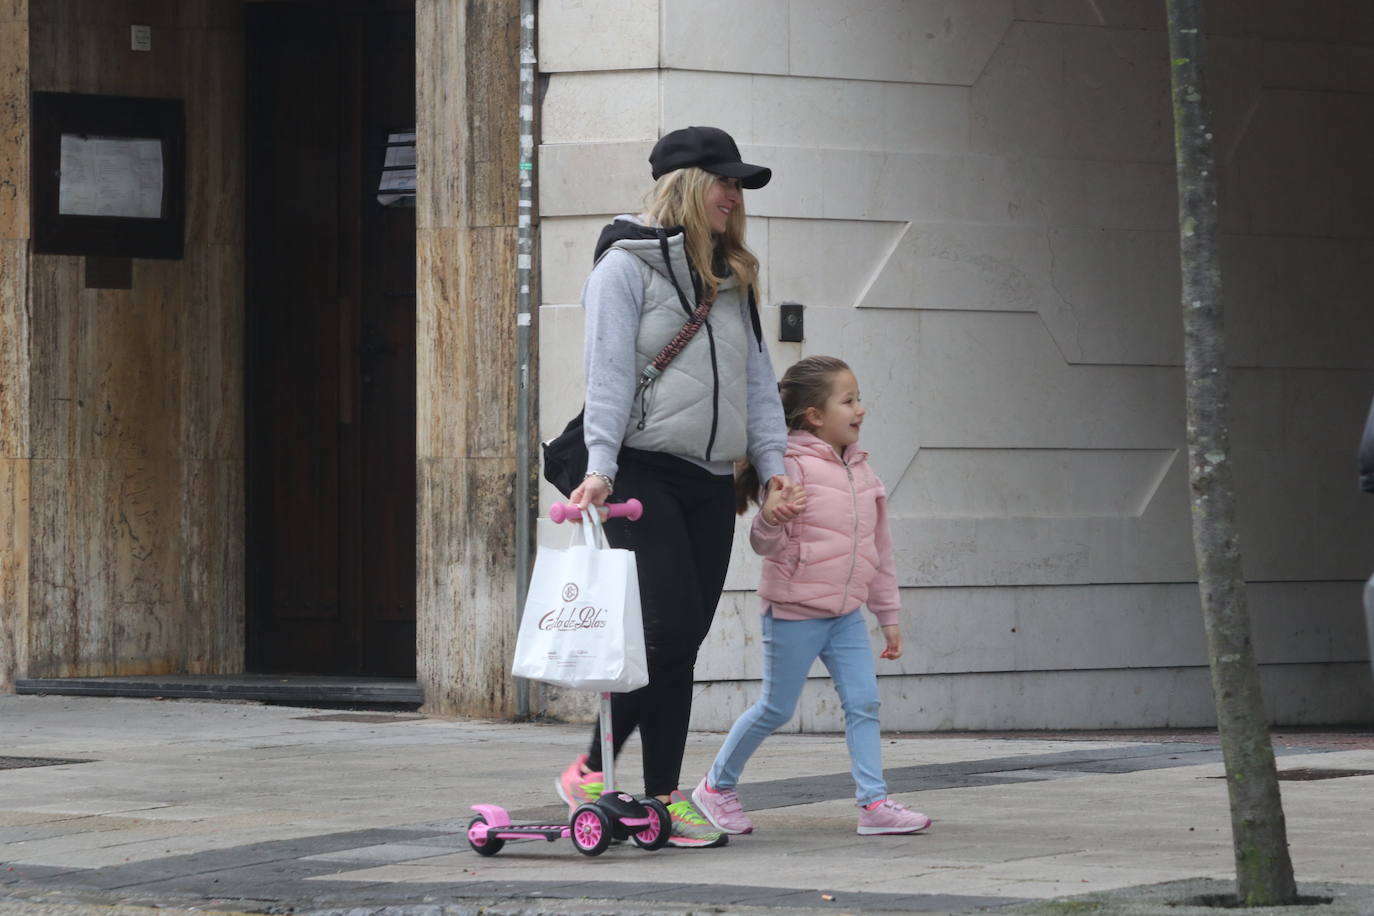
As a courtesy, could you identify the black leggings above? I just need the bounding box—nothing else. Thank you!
[584,449,736,797]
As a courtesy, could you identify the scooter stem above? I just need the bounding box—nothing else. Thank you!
[599,691,615,799]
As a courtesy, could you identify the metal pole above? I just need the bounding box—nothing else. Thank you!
[514,0,536,717]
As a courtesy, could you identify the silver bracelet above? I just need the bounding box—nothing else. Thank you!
[583,471,614,495]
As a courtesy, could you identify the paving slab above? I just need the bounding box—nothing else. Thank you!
[2,696,1372,915]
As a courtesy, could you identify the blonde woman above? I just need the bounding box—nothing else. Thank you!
[556,127,794,848]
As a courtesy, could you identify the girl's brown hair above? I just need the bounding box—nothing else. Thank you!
[645,167,759,299]
[734,355,852,514]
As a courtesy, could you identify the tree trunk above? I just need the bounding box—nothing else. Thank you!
[1165,0,1297,906]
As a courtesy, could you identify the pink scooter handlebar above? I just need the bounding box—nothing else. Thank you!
[549,498,643,524]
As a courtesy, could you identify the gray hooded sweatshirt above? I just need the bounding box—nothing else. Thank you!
[582,215,786,484]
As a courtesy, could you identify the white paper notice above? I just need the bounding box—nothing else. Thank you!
[58,134,164,219]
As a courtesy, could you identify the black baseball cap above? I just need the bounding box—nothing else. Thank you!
[649,126,772,189]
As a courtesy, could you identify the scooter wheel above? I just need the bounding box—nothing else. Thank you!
[570,803,612,856]
[467,814,505,857]
[630,796,671,850]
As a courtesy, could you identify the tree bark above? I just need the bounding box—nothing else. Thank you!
[1165,0,1297,905]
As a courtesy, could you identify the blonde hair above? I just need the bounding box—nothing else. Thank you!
[644,167,759,299]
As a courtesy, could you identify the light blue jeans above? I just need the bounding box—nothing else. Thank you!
[707,608,887,805]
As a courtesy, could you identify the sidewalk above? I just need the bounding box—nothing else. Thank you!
[2,695,1372,915]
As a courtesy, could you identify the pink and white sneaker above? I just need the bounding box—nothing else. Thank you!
[857,798,931,835]
[691,777,754,835]
[555,754,604,813]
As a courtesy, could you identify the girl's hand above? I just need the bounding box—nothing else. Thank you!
[879,625,902,660]
[761,475,806,525]
[569,474,612,513]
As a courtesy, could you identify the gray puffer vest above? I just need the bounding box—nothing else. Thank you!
[601,231,752,462]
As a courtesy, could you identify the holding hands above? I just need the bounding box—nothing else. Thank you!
[879,624,902,660]
[761,475,806,526]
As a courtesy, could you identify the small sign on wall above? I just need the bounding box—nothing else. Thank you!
[130,24,151,52]
[31,92,185,259]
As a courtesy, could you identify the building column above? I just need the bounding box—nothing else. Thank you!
[415,0,525,716]
[0,1,31,692]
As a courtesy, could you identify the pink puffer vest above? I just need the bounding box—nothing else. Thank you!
[751,430,900,627]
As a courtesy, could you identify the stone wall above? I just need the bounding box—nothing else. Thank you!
[0,0,31,693]
[415,0,527,717]
[0,0,244,688]
[535,0,1374,728]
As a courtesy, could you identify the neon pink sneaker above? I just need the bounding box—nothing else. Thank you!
[857,798,931,835]
[555,754,604,812]
[691,776,754,835]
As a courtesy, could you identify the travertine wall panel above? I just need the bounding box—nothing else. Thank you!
[179,244,244,460]
[181,28,244,246]
[0,459,28,690]
[0,18,28,241]
[538,0,1374,728]
[179,457,242,673]
[0,241,28,460]
[417,458,519,716]
[11,0,246,683]
[25,254,81,460]
[416,0,524,717]
[28,458,181,676]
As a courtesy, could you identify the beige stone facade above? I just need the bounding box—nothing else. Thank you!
[3,0,1372,729]
[536,0,1374,729]
[1,0,246,689]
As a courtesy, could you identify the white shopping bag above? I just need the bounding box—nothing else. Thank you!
[512,508,648,692]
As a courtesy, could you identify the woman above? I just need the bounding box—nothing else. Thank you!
[555,126,793,848]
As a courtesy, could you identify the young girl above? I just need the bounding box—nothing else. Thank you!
[691,355,931,837]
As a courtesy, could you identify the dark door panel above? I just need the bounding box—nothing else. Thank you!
[245,0,416,677]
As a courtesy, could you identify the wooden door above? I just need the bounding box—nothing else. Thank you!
[244,0,416,676]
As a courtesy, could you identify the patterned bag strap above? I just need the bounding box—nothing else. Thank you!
[633,289,717,431]
[640,290,717,388]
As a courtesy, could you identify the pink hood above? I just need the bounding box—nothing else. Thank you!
[751,430,900,626]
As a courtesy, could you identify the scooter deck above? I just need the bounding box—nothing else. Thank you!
[470,822,570,842]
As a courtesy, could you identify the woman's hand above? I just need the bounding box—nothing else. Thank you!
[569,473,613,513]
[879,625,902,660]
[761,475,805,526]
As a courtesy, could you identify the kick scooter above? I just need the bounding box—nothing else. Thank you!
[467,498,671,857]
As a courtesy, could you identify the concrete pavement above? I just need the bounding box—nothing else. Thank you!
[2,695,1372,915]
